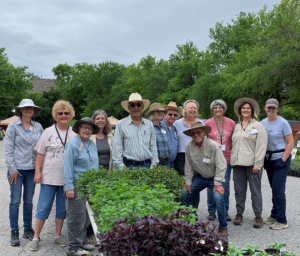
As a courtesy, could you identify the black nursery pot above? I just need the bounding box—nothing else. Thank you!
[290,169,295,176]
[265,248,279,255]
[243,250,262,255]
[294,170,299,177]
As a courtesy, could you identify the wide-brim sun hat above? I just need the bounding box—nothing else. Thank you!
[121,93,150,113]
[166,101,183,117]
[234,98,260,119]
[72,117,100,135]
[14,99,42,117]
[183,121,211,137]
[145,103,168,118]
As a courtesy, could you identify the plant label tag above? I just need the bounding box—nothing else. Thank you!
[222,145,226,151]
[292,148,297,160]
[203,157,209,163]
[297,140,300,147]
[250,129,258,134]
[161,129,167,134]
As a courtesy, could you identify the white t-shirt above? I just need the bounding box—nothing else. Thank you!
[34,125,77,185]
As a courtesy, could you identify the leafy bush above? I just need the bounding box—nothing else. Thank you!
[290,154,300,170]
[76,166,185,199]
[97,209,228,256]
[89,180,195,233]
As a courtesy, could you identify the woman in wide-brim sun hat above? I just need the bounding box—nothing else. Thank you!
[4,99,44,246]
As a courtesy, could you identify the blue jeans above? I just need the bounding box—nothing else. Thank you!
[169,161,174,169]
[181,174,227,229]
[7,169,36,231]
[158,159,169,166]
[207,164,231,213]
[126,162,151,169]
[264,155,291,224]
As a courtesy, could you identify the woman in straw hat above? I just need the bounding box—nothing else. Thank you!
[64,117,99,256]
[261,98,293,230]
[146,103,170,166]
[230,98,267,228]
[205,99,236,222]
[4,99,44,246]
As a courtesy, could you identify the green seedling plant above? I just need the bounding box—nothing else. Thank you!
[256,251,271,256]
[243,244,260,255]
[223,242,247,256]
[269,242,286,254]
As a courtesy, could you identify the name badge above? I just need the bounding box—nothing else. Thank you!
[161,129,167,134]
[250,129,258,134]
[222,145,226,151]
[60,153,65,159]
[203,157,210,163]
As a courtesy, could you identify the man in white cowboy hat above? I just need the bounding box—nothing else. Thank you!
[181,121,228,236]
[160,101,182,168]
[112,93,159,169]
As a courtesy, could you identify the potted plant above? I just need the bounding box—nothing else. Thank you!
[242,244,262,255]
[264,242,286,255]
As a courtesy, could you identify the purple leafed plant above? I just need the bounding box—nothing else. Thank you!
[97,209,228,256]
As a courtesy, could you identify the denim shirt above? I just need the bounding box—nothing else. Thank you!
[4,119,44,174]
[161,120,178,162]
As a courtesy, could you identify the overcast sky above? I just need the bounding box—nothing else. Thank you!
[1,0,280,78]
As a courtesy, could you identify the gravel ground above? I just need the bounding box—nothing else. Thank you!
[0,138,299,255]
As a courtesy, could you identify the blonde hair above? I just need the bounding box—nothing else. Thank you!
[52,100,75,121]
[147,112,165,122]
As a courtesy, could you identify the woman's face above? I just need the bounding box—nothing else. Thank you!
[94,113,106,129]
[264,106,279,118]
[78,123,93,141]
[185,102,198,118]
[213,104,224,118]
[153,110,164,121]
[20,107,34,118]
[56,108,71,126]
[241,103,252,119]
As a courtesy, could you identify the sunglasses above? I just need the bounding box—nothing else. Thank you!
[130,103,142,108]
[168,113,178,117]
[57,112,70,116]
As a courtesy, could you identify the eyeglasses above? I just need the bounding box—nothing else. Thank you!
[168,113,178,117]
[80,126,93,131]
[57,112,70,116]
[130,103,142,108]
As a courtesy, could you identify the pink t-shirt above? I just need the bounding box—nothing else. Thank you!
[205,117,236,164]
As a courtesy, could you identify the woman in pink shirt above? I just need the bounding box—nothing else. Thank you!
[205,100,236,222]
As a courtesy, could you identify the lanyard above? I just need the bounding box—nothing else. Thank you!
[214,116,224,145]
[55,125,69,149]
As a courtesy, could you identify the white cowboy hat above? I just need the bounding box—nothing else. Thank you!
[234,98,260,119]
[14,99,42,117]
[183,121,211,137]
[121,93,150,113]
[166,101,183,117]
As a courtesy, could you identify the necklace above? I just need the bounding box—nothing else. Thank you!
[81,139,93,162]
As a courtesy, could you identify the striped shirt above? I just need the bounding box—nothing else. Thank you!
[153,122,169,158]
[112,115,159,169]
[4,118,44,174]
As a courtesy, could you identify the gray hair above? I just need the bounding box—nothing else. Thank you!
[91,109,112,134]
[210,99,227,113]
[182,100,199,117]
[147,112,165,122]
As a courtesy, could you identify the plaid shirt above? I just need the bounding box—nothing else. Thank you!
[153,122,170,158]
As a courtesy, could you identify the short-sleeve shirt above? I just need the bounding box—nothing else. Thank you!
[34,125,77,186]
[205,117,236,164]
[261,116,292,161]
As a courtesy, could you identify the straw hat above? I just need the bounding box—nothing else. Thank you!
[121,93,150,113]
[183,121,211,137]
[14,99,42,117]
[72,117,100,135]
[166,101,183,117]
[234,98,260,119]
[145,103,167,118]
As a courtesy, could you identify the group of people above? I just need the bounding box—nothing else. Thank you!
[4,93,293,256]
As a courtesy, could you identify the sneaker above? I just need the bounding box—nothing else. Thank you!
[233,214,243,225]
[227,212,232,221]
[253,216,264,228]
[29,239,39,251]
[86,235,97,246]
[23,228,34,240]
[217,228,228,236]
[10,231,20,246]
[81,242,95,251]
[54,236,68,247]
[264,217,276,225]
[207,213,216,221]
[67,248,90,256]
[270,222,289,230]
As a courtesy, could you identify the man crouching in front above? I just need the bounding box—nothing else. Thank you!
[181,121,228,236]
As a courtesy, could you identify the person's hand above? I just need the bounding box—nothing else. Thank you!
[184,185,191,193]
[34,172,42,183]
[66,190,75,198]
[213,185,224,196]
[281,157,287,162]
[8,172,22,184]
[252,167,260,173]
